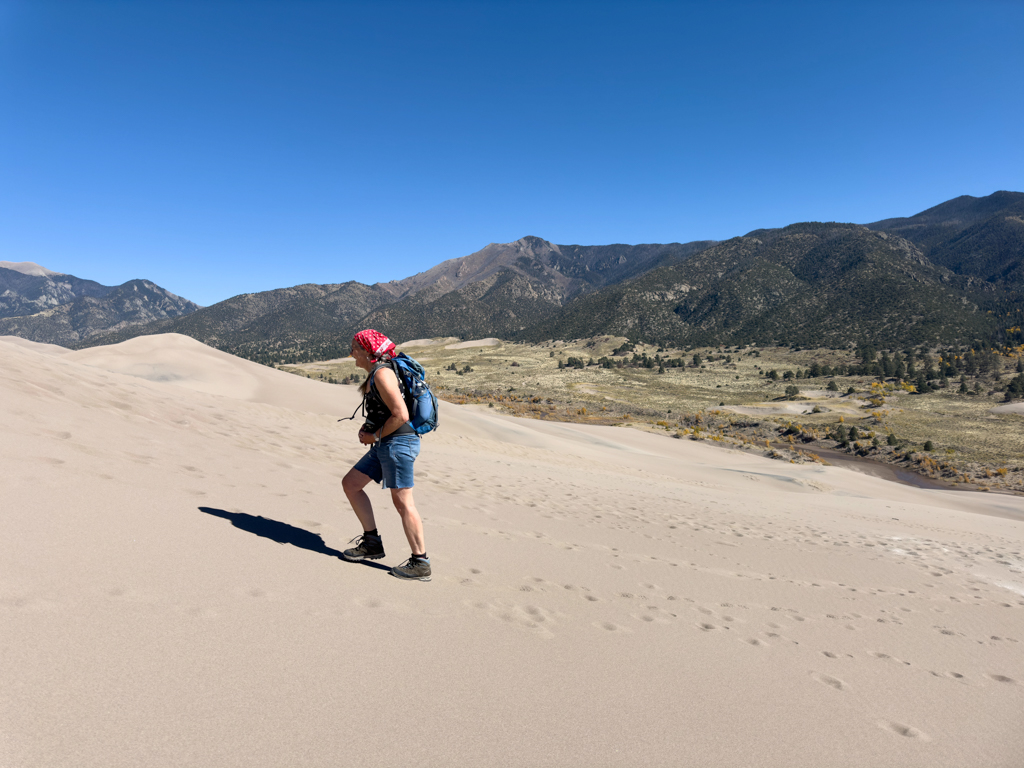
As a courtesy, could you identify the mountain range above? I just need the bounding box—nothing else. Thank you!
[520,223,1000,348]
[3,191,1021,357]
[866,190,1024,288]
[66,238,717,362]
[0,262,198,346]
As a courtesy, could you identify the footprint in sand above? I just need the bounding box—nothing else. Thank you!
[985,674,1016,684]
[811,673,846,691]
[633,606,675,625]
[475,600,555,636]
[878,721,930,741]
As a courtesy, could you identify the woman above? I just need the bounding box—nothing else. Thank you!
[341,329,430,582]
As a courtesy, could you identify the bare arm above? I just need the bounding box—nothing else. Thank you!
[371,367,409,439]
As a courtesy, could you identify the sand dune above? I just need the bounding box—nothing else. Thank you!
[65,333,361,416]
[397,336,460,348]
[2,334,1023,767]
[991,402,1024,416]
[445,337,501,349]
[725,392,871,417]
[0,334,71,355]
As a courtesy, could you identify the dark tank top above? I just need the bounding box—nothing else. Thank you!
[364,362,415,437]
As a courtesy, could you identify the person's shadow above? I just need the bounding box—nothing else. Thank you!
[198,507,389,571]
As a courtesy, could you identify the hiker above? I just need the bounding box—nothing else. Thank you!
[341,329,431,582]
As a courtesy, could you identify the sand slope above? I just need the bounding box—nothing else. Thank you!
[2,334,1023,768]
[0,334,71,355]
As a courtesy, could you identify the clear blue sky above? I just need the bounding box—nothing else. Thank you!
[1,1,1022,306]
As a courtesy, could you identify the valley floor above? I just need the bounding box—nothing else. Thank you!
[289,337,1024,495]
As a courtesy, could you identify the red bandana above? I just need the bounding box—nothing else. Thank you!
[353,329,396,359]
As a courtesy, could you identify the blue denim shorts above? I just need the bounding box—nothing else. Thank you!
[353,433,421,489]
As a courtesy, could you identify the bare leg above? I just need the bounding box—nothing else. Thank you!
[390,487,425,555]
[342,468,376,532]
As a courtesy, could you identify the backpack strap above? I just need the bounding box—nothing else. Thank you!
[337,401,364,423]
[335,362,392,423]
[368,360,406,399]
[336,360,411,426]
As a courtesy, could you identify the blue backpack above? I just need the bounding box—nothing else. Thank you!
[389,353,439,435]
[338,353,439,435]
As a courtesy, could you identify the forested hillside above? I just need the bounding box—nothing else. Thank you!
[517,224,1002,348]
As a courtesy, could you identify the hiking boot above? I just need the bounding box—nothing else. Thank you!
[390,557,431,582]
[342,534,385,562]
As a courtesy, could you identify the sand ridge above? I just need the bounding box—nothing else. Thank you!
[397,336,461,348]
[444,338,501,349]
[0,334,72,355]
[2,334,1023,768]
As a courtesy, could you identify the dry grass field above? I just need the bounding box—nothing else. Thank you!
[283,337,1024,494]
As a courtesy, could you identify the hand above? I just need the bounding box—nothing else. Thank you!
[358,428,376,445]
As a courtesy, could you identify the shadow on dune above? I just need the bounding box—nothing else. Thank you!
[198,507,389,571]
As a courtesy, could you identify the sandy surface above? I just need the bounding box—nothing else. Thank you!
[726,394,871,417]
[3,334,1023,768]
[397,337,460,348]
[991,402,1024,416]
[0,334,71,355]
[445,337,501,349]
[726,403,821,416]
